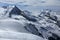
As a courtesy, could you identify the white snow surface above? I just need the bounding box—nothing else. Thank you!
[0,29,47,40]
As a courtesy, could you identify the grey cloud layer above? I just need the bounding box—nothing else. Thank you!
[0,0,60,6]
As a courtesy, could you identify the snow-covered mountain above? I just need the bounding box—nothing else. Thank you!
[0,0,60,40]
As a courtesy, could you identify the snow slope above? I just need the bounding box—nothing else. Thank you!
[0,29,47,40]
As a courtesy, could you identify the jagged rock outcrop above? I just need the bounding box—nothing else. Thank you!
[24,23,43,37]
[8,6,37,22]
[37,10,60,40]
[9,6,22,17]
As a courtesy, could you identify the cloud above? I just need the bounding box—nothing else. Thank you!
[0,0,60,6]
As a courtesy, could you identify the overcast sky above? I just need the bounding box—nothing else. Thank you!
[0,0,60,6]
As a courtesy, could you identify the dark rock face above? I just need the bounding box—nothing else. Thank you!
[49,16,57,21]
[39,26,60,40]
[45,12,50,17]
[51,33,60,40]
[9,6,37,22]
[48,37,56,40]
[21,14,37,22]
[24,23,43,37]
[9,6,22,17]
[56,21,60,27]
[21,11,37,22]
[44,12,57,22]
